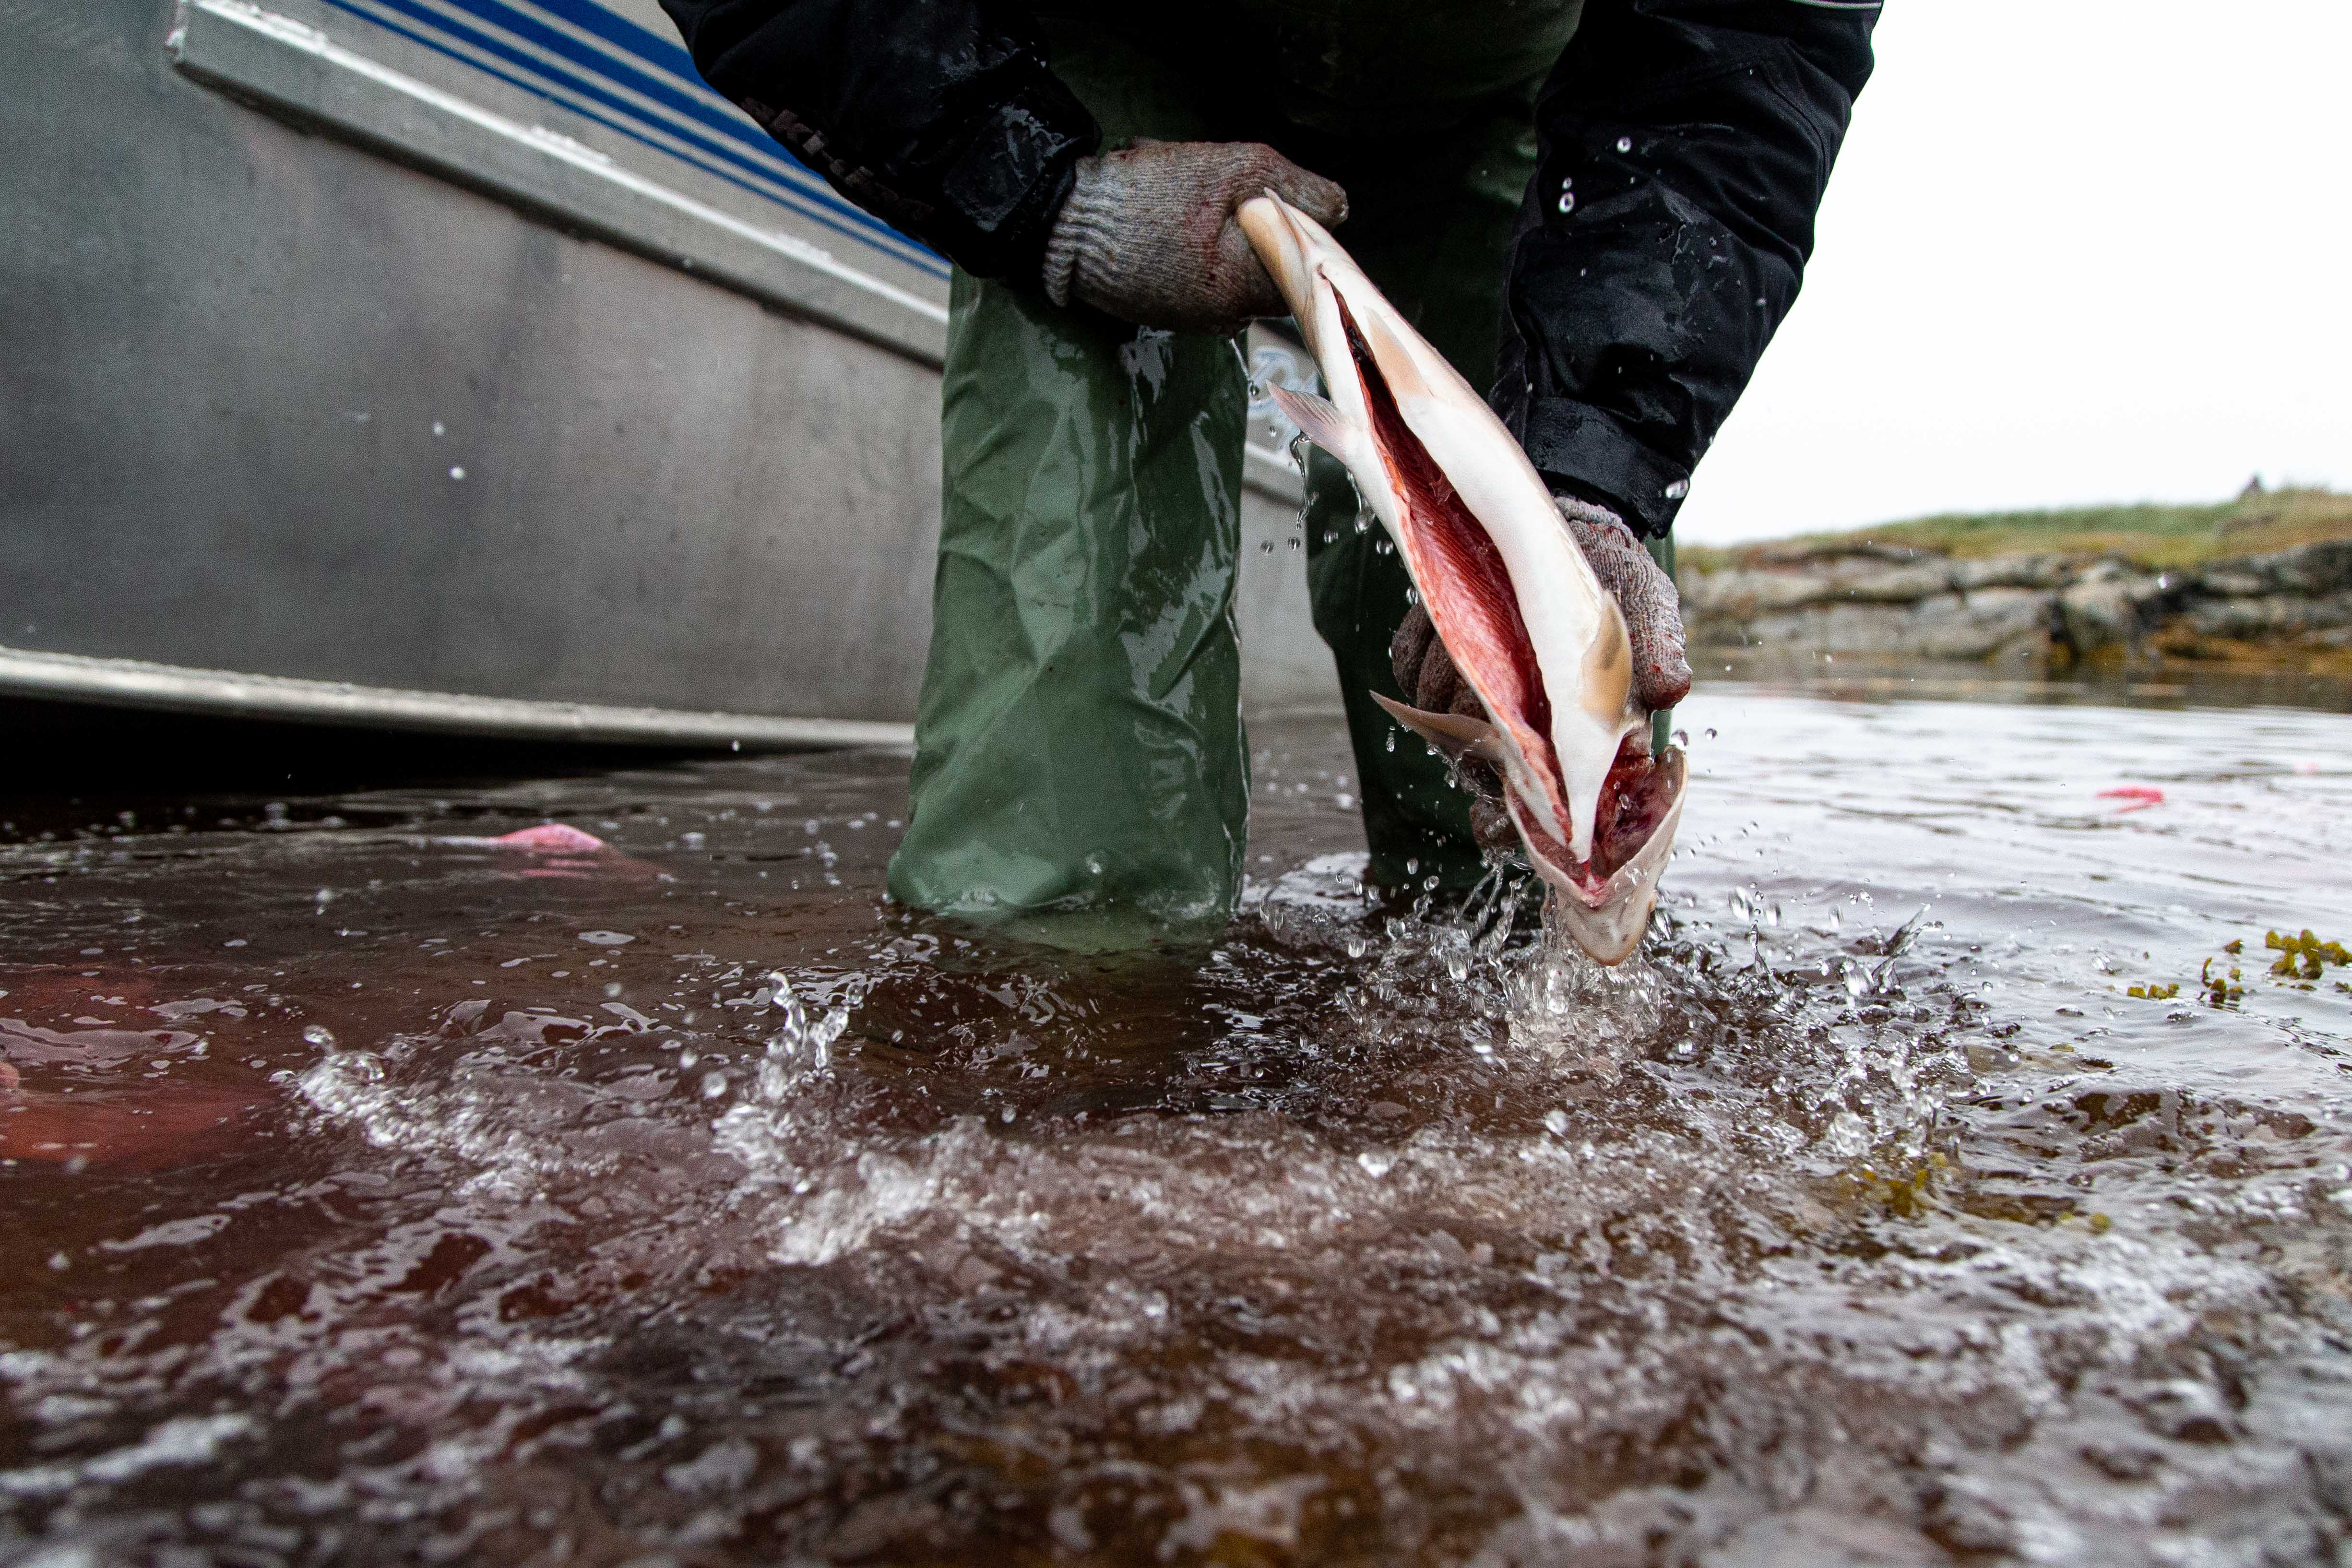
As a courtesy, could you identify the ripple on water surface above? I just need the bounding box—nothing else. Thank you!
[1,691,2349,1567]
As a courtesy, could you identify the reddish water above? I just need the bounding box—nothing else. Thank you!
[4,689,2350,1566]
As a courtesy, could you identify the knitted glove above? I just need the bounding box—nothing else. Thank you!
[1041,139,1347,335]
[1551,495,1692,714]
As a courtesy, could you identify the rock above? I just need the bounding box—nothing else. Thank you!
[1909,588,2055,661]
[1822,560,1957,603]
[1677,535,2351,670]
[2058,577,2152,653]
[2186,594,2321,638]
[1952,553,2072,591]
[1677,568,1833,618]
[1728,589,2054,662]
[1818,603,1930,654]
[2247,539,2352,595]
[2193,566,2269,599]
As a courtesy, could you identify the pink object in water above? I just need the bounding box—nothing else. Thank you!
[491,823,607,853]
[2097,786,2165,813]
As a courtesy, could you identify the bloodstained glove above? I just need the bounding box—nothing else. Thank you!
[1040,140,1347,336]
[1390,494,1692,854]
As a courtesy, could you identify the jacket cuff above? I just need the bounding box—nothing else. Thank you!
[936,81,1095,282]
[1515,396,1691,538]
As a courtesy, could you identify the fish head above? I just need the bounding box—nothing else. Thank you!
[1506,739,1687,966]
[1374,693,1685,965]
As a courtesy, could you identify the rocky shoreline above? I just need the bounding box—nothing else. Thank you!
[1678,538,2352,676]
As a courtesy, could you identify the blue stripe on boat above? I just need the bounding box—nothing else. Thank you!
[313,0,948,276]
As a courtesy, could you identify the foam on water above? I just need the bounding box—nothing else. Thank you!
[1,693,2349,1565]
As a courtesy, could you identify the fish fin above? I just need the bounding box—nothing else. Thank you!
[1578,596,1638,728]
[1268,385,1355,458]
[1370,692,1506,764]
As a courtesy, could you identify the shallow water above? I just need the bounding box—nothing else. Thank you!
[3,688,2350,1567]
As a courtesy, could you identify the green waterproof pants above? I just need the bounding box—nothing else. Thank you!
[887,25,1598,938]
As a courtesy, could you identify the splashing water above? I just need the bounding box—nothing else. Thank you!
[1,690,2349,1566]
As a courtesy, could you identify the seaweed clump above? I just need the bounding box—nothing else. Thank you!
[2266,928,2350,983]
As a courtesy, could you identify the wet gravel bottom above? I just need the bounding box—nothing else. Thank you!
[2,688,2350,1567]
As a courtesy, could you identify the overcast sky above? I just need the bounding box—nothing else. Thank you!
[1671,0,2352,546]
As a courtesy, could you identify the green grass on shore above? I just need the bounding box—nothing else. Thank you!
[1681,486,2352,575]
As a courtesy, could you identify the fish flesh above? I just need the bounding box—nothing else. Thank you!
[1237,192,1685,963]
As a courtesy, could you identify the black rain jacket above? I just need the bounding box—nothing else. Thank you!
[658,0,1876,537]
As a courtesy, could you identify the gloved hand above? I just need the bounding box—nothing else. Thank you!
[1390,495,1692,853]
[1041,140,1347,336]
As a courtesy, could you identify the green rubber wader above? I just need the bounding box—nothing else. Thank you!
[887,12,1673,937]
[885,273,1250,950]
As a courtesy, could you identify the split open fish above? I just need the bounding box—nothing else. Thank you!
[1237,192,1686,963]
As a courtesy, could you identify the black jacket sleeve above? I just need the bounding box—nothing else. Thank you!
[1491,0,1877,537]
[657,0,1098,282]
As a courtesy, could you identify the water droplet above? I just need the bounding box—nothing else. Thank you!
[1556,191,1575,215]
[449,466,466,481]
[431,421,445,436]
[1385,730,1397,752]
[1357,1150,1395,1178]
[302,1025,336,1049]
[1259,539,1275,554]
[1287,536,1302,551]
[1705,727,1718,739]
[701,1071,730,1099]
[1542,1109,1570,1136]
[580,930,635,946]
[1615,136,1633,154]
[1085,856,1104,876]
[1663,478,1688,500]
